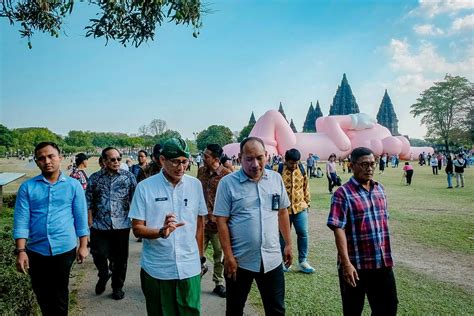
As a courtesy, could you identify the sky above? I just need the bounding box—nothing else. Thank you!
[1,0,473,141]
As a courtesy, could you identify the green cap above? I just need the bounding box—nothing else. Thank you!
[161,137,190,159]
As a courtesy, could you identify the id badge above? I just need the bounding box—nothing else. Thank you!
[272,194,280,210]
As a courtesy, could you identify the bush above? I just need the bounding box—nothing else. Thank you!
[0,209,39,315]
[2,194,17,209]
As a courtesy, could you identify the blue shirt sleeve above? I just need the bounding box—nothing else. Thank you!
[72,180,89,237]
[13,182,30,240]
[213,179,231,217]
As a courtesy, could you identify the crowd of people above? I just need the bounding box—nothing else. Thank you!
[11,137,471,315]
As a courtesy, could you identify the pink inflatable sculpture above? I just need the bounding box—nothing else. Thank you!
[224,110,433,160]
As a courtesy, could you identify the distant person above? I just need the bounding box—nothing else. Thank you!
[445,155,454,189]
[326,153,338,193]
[129,138,207,315]
[306,153,315,178]
[197,144,232,298]
[379,155,385,174]
[70,153,89,190]
[195,153,203,168]
[214,137,292,315]
[13,142,89,315]
[278,148,315,274]
[453,154,465,188]
[315,166,324,178]
[403,162,414,185]
[430,155,438,175]
[327,147,398,316]
[86,147,137,300]
[130,150,149,179]
[220,154,234,172]
[137,144,162,182]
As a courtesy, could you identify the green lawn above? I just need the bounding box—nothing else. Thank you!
[248,162,474,315]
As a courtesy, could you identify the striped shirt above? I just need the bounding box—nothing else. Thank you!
[327,177,393,270]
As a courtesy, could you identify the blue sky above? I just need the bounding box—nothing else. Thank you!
[1,0,473,140]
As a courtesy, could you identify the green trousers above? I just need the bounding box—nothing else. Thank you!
[204,229,224,286]
[140,269,201,316]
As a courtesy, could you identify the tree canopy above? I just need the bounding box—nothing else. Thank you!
[410,74,473,152]
[196,125,233,151]
[1,0,206,48]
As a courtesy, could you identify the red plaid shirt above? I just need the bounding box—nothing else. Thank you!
[327,177,393,269]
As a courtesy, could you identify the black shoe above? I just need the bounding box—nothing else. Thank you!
[112,288,125,300]
[213,285,226,298]
[95,272,112,295]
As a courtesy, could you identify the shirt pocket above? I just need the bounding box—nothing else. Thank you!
[231,193,258,214]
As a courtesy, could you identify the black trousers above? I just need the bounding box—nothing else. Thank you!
[405,169,414,185]
[338,267,398,316]
[90,228,130,290]
[28,247,76,316]
[225,263,285,316]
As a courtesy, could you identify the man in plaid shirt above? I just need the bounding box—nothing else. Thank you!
[327,147,398,316]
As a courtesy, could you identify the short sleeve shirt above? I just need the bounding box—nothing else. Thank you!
[214,169,290,273]
[128,173,207,280]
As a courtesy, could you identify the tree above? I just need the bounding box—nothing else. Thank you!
[410,75,473,152]
[1,0,206,48]
[290,119,297,133]
[12,127,63,154]
[153,129,181,145]
[138,125,149,136]
[65,130,93,147]
[238,124,253,142]
[196,125,233,151]
[0,124,14,148]
[148,119,167,136]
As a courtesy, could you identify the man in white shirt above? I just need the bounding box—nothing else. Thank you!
[129,137,207,315]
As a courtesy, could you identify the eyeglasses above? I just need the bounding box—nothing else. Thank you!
[167,159,189,167]
[108,157,122,162]
[356,161,376,169]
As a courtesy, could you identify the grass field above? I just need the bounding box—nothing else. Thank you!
[1,157,473,315]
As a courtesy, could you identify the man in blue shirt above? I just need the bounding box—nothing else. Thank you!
[13,142,89,316]
[214,137,293,316]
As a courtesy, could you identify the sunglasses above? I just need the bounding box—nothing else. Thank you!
[108,157,122,162]
[167,159,189,167]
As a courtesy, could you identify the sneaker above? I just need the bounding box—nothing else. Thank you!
[282,265,292,272]
[95,272,112,295]
[298,261,315,274]
[213,285,226,298]
[112,288,125,300]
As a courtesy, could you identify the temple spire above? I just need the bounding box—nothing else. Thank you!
[376,89,399,135]
[329,73,360,115]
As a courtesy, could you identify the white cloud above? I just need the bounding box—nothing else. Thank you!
[413,24,444,35]
[389,38,474,75]
[451,13,474,31]
[411,0,474,18]
[394,74,433,93]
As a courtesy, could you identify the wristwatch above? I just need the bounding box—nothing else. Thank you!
[158,227,169,239]
[13,248,26,255]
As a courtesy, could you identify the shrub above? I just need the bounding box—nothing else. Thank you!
[2,194,17,209]
[0,210,39,315]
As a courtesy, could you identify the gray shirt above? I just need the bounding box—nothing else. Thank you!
[214,169,290,273]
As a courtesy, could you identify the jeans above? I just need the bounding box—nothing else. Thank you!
[307,166,314,178]
[447,172,453,187]
[455,172,464,187]
[28,247,76,316]
[90,228,130,290]
[225,264,285,316]
[432,166,438,175]
[204,229,224,286]
[328,172,337,192]
[280,209,309,263]
[338,267,398,316]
